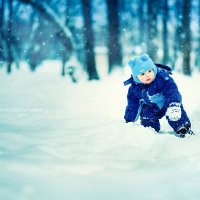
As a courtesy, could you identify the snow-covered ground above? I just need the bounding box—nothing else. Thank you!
[1,62,200,200]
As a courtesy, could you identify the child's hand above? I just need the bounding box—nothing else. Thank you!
[166,103,182,121]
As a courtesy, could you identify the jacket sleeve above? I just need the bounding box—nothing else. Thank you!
[124,86,140,122]
[161,74,182,107]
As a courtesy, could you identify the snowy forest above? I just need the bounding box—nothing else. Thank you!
[1,1,200,200]
[0,0,199,80]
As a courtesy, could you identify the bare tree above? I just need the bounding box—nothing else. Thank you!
[81,0,99,80]
[0,0,20,71]
[146,0,159,61]
[162,0,169,65]
[7,0,14,73]
[195,1,200,70]
[106,0,122,73]
[0,0,4,28]
[180,0,191,75]
[172,0,182,68]
[19,0,99,80]
[0,0,5,67]
[138,0,146,46]
[18,0,75,74]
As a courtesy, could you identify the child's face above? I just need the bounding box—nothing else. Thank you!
[137,69,154,84]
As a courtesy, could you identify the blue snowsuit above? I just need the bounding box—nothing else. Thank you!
[124,65,191,132]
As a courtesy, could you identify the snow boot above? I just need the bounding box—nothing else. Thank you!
[175,123,194,138]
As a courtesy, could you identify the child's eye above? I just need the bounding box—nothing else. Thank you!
[141,73,145,76]
[148,69,152,73]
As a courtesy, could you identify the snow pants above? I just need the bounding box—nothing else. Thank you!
[140,104,191,132]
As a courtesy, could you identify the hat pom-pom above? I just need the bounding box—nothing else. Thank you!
[128,60,135,67]
[140,54,149,61]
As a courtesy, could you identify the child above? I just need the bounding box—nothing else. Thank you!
[124,53,194,138]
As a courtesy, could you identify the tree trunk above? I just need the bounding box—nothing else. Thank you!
[7,0,13,73]
[0,0,5,28]
[195,1,200,70]
[181,0,191,75]
[147,0,159,61]
[106,0,122,73]
[172,0,182,68]
[81,0,99,80]
[162,0,169,65]
[0,0,5,67]
[61,0,71,76]
[138,0,146,45]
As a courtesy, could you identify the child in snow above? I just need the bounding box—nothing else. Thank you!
[124,53,194,138]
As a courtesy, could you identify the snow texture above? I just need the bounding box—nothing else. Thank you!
[0,62,200,200]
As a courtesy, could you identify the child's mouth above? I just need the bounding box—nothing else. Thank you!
[146,78,151,81]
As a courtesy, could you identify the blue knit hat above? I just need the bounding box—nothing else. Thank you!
[128,54,157,83]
